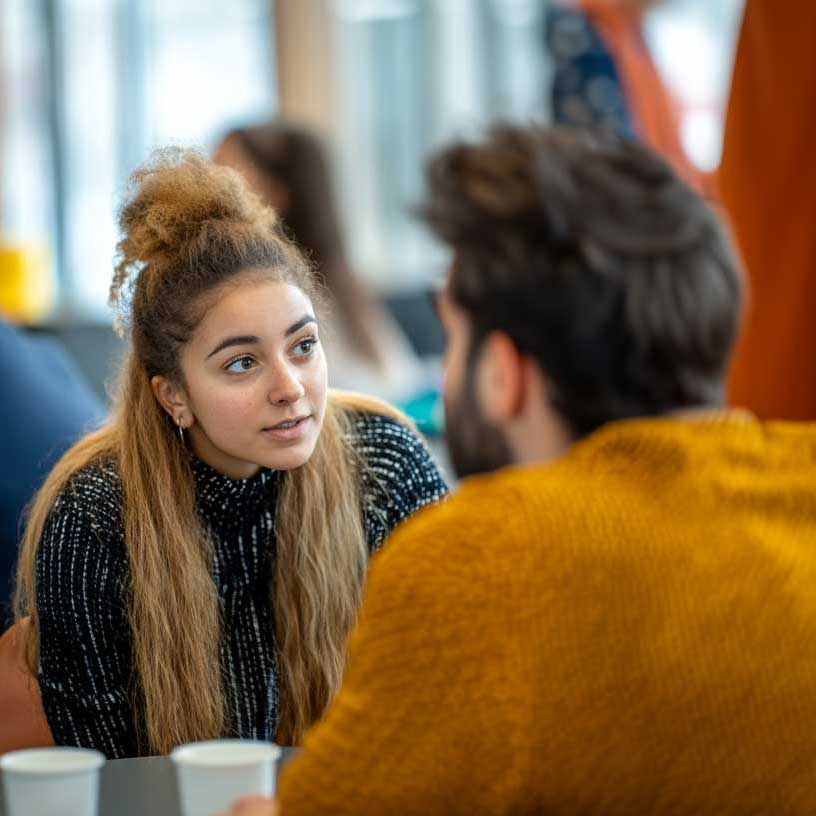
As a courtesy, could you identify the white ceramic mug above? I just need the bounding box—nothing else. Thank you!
[0,747,106,816]
[171,739,281,816]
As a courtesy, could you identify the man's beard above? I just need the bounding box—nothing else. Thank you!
[444,363,514,480]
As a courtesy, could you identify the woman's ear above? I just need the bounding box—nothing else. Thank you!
[477,331,525,424]
[150,376,191,428]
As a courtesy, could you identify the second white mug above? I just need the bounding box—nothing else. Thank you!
[171,739,281,816]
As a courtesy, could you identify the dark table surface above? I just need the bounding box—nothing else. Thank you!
[0,747,298,816]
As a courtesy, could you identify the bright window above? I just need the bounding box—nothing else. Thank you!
[1,0,275,318]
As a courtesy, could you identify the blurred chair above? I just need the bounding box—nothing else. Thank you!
[29,322,123,404]
[383,290,445,359]
[0,320,104,629]
[0,618,54,753]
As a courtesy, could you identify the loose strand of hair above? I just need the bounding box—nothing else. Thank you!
[274,397,370,744]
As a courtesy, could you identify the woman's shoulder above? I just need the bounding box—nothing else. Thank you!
[51,456,124,528]
[35,457,128,602]
[337,396,449,550]
[36,456,129,627]
[342,399,430,471]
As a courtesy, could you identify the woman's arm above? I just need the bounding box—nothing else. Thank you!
[35,493,138,758]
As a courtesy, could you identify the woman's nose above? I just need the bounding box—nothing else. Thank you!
[267,362,306,405]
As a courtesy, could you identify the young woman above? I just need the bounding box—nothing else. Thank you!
[213,122,426,401]
[12,149,447,758]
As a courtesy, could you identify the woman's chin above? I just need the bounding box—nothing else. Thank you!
[258,437,320,472]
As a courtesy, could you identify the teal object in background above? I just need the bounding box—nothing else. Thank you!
[399,388,445,437]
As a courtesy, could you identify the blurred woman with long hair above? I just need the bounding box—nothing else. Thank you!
[10,149,446,757]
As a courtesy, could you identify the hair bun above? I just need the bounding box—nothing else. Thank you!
[109,147,275,329]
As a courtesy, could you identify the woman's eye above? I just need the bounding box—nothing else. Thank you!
[225,355,257,373]
[293,337,317,357]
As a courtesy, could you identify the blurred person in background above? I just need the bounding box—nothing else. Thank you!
[214,122,427,403]
[719,1,816,420]
[0,317,103,632]
[2,149,445,757]
[223,125,816,816]
[546,0,706,194]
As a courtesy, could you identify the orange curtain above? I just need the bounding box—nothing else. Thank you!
[576,0,705,194]
[719,2,816,420]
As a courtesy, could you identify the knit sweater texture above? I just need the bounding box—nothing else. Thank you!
[279,415,816,815]
[35,411,447,758]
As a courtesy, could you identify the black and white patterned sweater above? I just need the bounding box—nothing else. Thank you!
[34,411,447,758]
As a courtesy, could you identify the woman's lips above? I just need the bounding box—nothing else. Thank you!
[262,415,312,442]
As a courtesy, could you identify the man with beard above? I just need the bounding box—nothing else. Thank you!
[223,126,816,815]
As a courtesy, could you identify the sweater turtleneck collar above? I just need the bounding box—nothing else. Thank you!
[189,455,279,527]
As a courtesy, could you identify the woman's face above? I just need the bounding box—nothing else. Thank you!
[159,278,328,479]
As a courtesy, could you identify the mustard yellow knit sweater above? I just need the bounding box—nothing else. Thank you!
[279,416,816,815]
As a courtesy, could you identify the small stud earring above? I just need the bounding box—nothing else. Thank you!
[177,416,186,445]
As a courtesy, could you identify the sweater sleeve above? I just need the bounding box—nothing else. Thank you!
[35,493,138,758]
[356,414,448,551]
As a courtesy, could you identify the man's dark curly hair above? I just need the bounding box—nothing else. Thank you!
[421,124,743,438]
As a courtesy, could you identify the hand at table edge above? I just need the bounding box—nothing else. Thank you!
[215,795,280,816]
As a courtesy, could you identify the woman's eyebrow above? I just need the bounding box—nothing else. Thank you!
[207,335,260,359]
[206,316,317,359]
[285,315,318,337]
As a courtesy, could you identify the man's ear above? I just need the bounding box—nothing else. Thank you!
[477,331,526,423]
[150,375,192,428]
